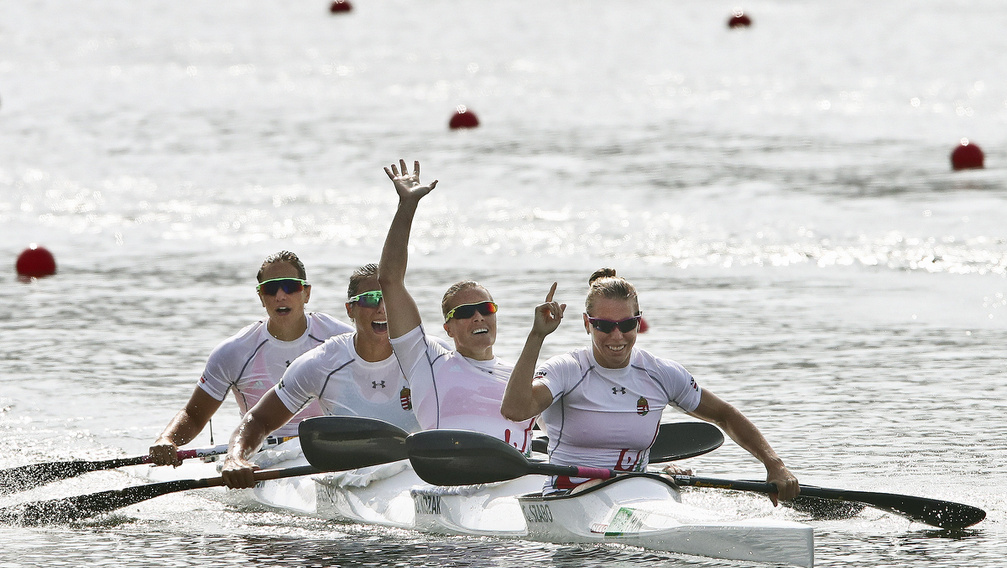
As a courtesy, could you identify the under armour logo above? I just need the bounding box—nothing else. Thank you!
[372,381,386,389]
[612,387,627,395]
[285,360,292,367]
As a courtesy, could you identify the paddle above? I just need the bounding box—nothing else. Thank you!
[530,421,724,462]
[670,476,986,530]
[0,416,409,526]
[650,421,724,462]
[405,429,986,530]
[0,444,231,495]
[407,429,619,486]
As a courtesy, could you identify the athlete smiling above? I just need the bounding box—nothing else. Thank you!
[378,159,536,453]
[502,269,800,502]
[149,251,351,466]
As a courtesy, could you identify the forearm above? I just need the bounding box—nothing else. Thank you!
[718,407,785,471]
[379,199,419,287]
[689,391,786,471]
[226,396,293,463]
[154,410,207,448]
[501,331,548,421]
[226,415,270,463]
[378,199,424,338]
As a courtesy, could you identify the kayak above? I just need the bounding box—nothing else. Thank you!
[519,473,814,568]
[132,436,814,567]
[247,449,814,567]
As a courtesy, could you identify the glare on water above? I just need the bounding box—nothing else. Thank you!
[2,1,1006,567]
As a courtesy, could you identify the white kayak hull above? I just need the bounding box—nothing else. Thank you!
[519,473,814,568]
[411,474,547,536]
[134,447,813,567]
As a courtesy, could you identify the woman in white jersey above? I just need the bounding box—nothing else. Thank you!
[501,269,800,503]
[378,159,536,454]
[220,263,424,488]
[149,251,352,466]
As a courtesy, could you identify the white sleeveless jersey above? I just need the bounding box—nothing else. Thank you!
[535,347,703,472]
[390,325,536,455]
[197,312,353,437]
[273,332,422,434]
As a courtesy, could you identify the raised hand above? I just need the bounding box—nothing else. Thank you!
[384,159,438,201]
[531,282,567,337]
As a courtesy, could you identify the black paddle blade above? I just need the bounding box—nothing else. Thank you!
[783,495,866,520]
[406,429,531,486]
[0,465,320,526]
[0,456,148,495]
[0,478,204,525]
[798,485,986,530]
[650,422,725,463]
[0,460,99,495]
[674,476,986,530]
[298,416,409,471]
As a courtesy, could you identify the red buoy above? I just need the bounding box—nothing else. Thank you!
[951,138,984,170]
[329,0,352,13]
[449,105,479,129]
[16,244,57,279]
[728,9,752,28]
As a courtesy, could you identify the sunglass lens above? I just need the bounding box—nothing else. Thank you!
[618,318,639,333]
[448,301,498,320]
[453,304,477,319]
[354,291,382,308]
[590,317,638,333]
[592,319,616,333]
[260,279,304,295]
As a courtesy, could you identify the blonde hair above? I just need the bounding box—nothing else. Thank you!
[585,268,639,315]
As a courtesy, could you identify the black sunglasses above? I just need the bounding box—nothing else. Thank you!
[587,315,641,334]
[444,301,498,322]
[257,277,308,296]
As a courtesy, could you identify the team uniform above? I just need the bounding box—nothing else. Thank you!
[196,312,352,438]
[273,332,422,434]
[391,325,536,454]
[533,347,703,492]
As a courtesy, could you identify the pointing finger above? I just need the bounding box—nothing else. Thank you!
[545,282,557,303]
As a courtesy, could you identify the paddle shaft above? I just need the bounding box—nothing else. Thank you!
[1,416,411,525]
[0,464,320,526]
[671,475,986,530]
[531,421,724,463]
[0,444,231,495]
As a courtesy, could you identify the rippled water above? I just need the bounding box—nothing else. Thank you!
[2,0,1006,566]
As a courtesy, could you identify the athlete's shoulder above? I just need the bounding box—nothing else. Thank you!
[307,312,354,336]
[633,348,689,377]
[211,320,267,351]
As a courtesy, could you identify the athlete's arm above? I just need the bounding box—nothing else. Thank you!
[502,283,564,421]
[220,390,295,489]
[149,387,223,466]
[378,159,438,340]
